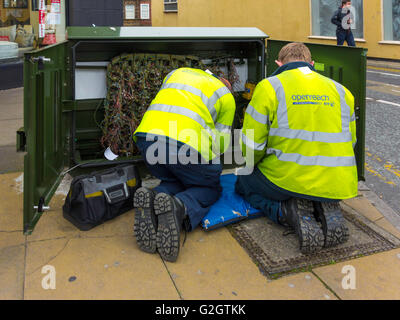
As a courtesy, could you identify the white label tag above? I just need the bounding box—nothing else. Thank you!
[104,147,119,161]
[299,67,312,75]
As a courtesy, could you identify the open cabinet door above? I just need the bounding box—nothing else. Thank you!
[266,39,367,181]
[22,42,68,234]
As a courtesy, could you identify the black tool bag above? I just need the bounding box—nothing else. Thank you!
[63,164,141,231]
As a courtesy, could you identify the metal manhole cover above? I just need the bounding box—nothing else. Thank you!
[228,204,400,279]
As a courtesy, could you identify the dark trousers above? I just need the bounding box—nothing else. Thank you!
[337,30,356,47]
[136,136,222,231]
[235,168,339,224]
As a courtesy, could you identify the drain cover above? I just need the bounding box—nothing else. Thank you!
[229,204,400,279]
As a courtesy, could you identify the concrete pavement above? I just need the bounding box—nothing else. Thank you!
[1,171,400,300]
[0,88,24,174]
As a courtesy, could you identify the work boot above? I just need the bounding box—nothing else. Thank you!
[280,198,325,254]
[133,187,158,254]
[154,193,186,262]
[313,201,349,248]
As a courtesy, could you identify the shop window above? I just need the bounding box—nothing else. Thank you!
[383,0,400,41]
[311,0,364,39]
[164,0,177,12]
[3,0,29,8]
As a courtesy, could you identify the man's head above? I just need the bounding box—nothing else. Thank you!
[275,42,313,67]
[342,1,351,8]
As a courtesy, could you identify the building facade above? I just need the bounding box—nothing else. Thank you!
[152,0,400,60]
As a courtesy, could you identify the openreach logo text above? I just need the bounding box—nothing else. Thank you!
[291,94,334,107]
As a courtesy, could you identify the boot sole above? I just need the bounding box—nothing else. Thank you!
[295,199,325,254]
[133,187,157,254]
[314,202,349,248]
[154,193,180,262]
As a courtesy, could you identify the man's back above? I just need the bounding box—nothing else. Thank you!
[241,64,358,200]
[135,68,236,161]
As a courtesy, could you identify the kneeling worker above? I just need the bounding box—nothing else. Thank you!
[236,43,357,253]
[133,68,235,262]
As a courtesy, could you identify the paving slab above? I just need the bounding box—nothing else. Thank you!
[374,217,400,239]
[0,119,23,146]
[0,145,24,174]
[0,232,26,300]
[24,236,180,300]
[163,228,334,300]
[344,196,384,222]
[0,87,23,121]
[0,172,23,232]
[314,248,400,300]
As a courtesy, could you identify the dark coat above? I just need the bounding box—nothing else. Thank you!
[331,6,353,33]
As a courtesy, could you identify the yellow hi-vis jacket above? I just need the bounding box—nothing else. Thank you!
[135,68,236,161]
[241,66,358,200]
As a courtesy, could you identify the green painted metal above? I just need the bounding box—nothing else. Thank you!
[22,29,267,234]
[67,26,269,40]
[266,39,367,181]
[22,42,69,234]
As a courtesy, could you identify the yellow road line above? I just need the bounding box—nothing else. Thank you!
[364,148,398,186]
[384,164,400,179]
[365,162,397,186]
[368,66,400,73]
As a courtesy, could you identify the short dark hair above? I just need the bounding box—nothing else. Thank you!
[342,1,351,5]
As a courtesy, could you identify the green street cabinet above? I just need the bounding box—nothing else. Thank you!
[17,27,367,234]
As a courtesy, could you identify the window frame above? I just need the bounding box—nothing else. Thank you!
[124,3,136,20]
[164,0,178,13]
[309,0,366,41]
[380,0,400,45]
[140,3,150,20]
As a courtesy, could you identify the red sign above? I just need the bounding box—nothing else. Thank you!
[42,34,57,45]
[39,10,46,24]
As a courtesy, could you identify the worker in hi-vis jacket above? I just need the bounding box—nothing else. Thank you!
[133,68,235,262]
[236,42,357,253]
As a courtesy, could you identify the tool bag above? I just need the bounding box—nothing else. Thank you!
[63,164,141,231]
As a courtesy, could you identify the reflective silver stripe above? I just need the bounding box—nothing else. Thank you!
[163,70,176,84]
[333,81,351,132]
[208,86,232,121]
[161,82,215,117]
[241,131,267,151]
[268,77,289,128]
[246,105,269,125]
[215,122,231,134]
[148,103,216,141]
[267,148,356,167]
[269,128,352,143]
[160,82,230,123]
[267,75,352,143]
